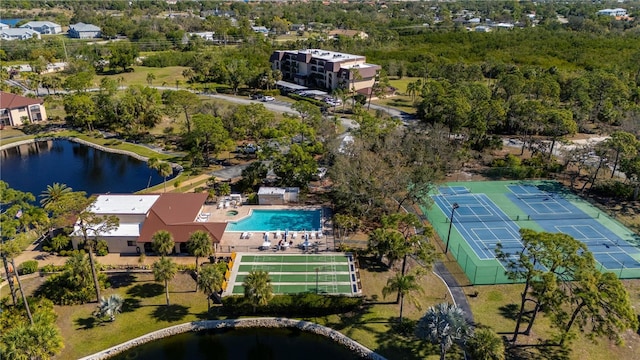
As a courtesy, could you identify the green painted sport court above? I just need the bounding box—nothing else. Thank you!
[224,253,362,296]
[423,180,640,285]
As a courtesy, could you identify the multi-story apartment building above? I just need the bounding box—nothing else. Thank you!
[270,49,381,93]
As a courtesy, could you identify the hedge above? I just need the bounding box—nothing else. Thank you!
[221,293,363,317]
[18,260,38,275]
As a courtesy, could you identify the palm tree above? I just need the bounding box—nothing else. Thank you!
[153,257,178,305]
[157,162,173,193]
[243,270,273,313]
[151,230,175,257]
[95,294,124,322]
[465,328,505,360]
[416,303,473,360]
[39,183,74,240]
[146,72,156,86]
[65,252,92,289]
[198,264,224,311]
[39,183,73,209]
[146,157,160,189]
[382,273,423,324]
[187,231,214,291]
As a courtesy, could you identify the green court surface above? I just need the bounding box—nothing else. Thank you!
[232,284,354,295]
[235,273,352,283]
[238,264,351,273]
[241,255,348,263]
[423,180,640,285]
[225,253,361,296]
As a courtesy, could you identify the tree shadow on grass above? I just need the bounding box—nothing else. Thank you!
[508,340,571,360]
[499,303,520,321]
[109,274,136,289]
[374,316,438,360]
[75,316,99,330]
[357,256,389,273]
[323,304,389,339]
[122,298,142,313]
[151,304,189,322]
[127,283,164,298]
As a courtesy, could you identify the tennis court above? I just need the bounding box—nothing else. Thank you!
[223,253,362,296]
[423,181,640,284]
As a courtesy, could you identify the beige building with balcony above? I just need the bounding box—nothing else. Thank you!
[0,91,47,126]
[270,49,380,93]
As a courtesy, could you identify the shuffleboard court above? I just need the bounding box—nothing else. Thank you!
[422,180,640,284]
[223,253,361,296]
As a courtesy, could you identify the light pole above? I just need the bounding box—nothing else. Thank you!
[445,203,459,254]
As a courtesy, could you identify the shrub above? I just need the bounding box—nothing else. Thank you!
[221,293,363,317]
[59,249,86,257]
[591,180,633,200]
[18,260,39,275]
[95,240,109,256]
[40,264,66,273]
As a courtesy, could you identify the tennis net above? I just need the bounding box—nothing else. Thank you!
[525,212,600,221]
[514,193,554,200]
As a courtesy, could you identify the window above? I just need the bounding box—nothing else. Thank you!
[127,241,136,247]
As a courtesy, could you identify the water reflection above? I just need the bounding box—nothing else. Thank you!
[0,139,175,196]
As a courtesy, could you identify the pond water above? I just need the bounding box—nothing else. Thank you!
[110,327,363,360]
[0,139,175,196]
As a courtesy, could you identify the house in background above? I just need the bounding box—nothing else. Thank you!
[597,8,627,16]
[327,29,369,40]
[0,91,48,126]
[71,193,227,254]
[258,187,299,205]
[68,22,102,38]
[19,21,62,34]
[0,28,41,41]
[270,49,381,92]
[0,23,9,30]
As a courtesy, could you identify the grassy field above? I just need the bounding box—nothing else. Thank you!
[95,66,190,88]
[17,258,451,360]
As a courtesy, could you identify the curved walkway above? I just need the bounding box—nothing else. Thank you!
[433,262,474,324]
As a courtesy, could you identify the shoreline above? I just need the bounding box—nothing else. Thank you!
[0,136,184,174]
[79,318,386,360]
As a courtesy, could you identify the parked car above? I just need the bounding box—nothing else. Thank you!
[262,96,275,102]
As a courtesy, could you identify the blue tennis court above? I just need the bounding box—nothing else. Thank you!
[425,181,640,284]
[434,191,522,260]
[508,185,640,271]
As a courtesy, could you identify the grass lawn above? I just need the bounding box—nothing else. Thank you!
[466,280,640,360]
[95,66,190,88]
[17,257,454,360]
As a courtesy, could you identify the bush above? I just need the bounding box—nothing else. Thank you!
[18,260,38,275]
[59,249,86,257]
[221,293,363,317]
[95,240,109,256]
[591,180,633,200]
[40,264,66,273]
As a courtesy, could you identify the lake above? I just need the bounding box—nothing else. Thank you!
[0,139,174,196]
[110,327,363,360]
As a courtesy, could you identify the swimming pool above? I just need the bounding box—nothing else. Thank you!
[227,209,321,232]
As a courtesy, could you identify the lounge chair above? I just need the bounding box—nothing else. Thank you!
[292,232,297,239]
[275,230,281,239]
[241,232,248,239]
[310,231,316,239]
[247,232,253,238]
[317,230,323,239]
[217,202,223,209]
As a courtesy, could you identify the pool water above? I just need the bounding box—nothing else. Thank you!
[227,209,321,231]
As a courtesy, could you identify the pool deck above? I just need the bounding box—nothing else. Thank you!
[204,204,334,255]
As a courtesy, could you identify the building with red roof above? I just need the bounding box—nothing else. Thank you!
[0,91,47,126]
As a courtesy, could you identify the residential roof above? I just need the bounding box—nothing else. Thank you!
[0,91,43,110]
[0,28,40,38]
[20,21,61,28]
[0,23,9,29]
[298,49,365,62]
[138,193,227,243]
[258,187,287,195]
[69,22,101,32]
[89,194,160,215]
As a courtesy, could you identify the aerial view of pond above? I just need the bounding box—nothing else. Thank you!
[0,139,175,196]
[110,327,363,360]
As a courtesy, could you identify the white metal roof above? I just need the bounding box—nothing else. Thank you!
[90,195,160,215]
[298,49,364,62]
[258,187,286,195]
[73,222,141,238]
